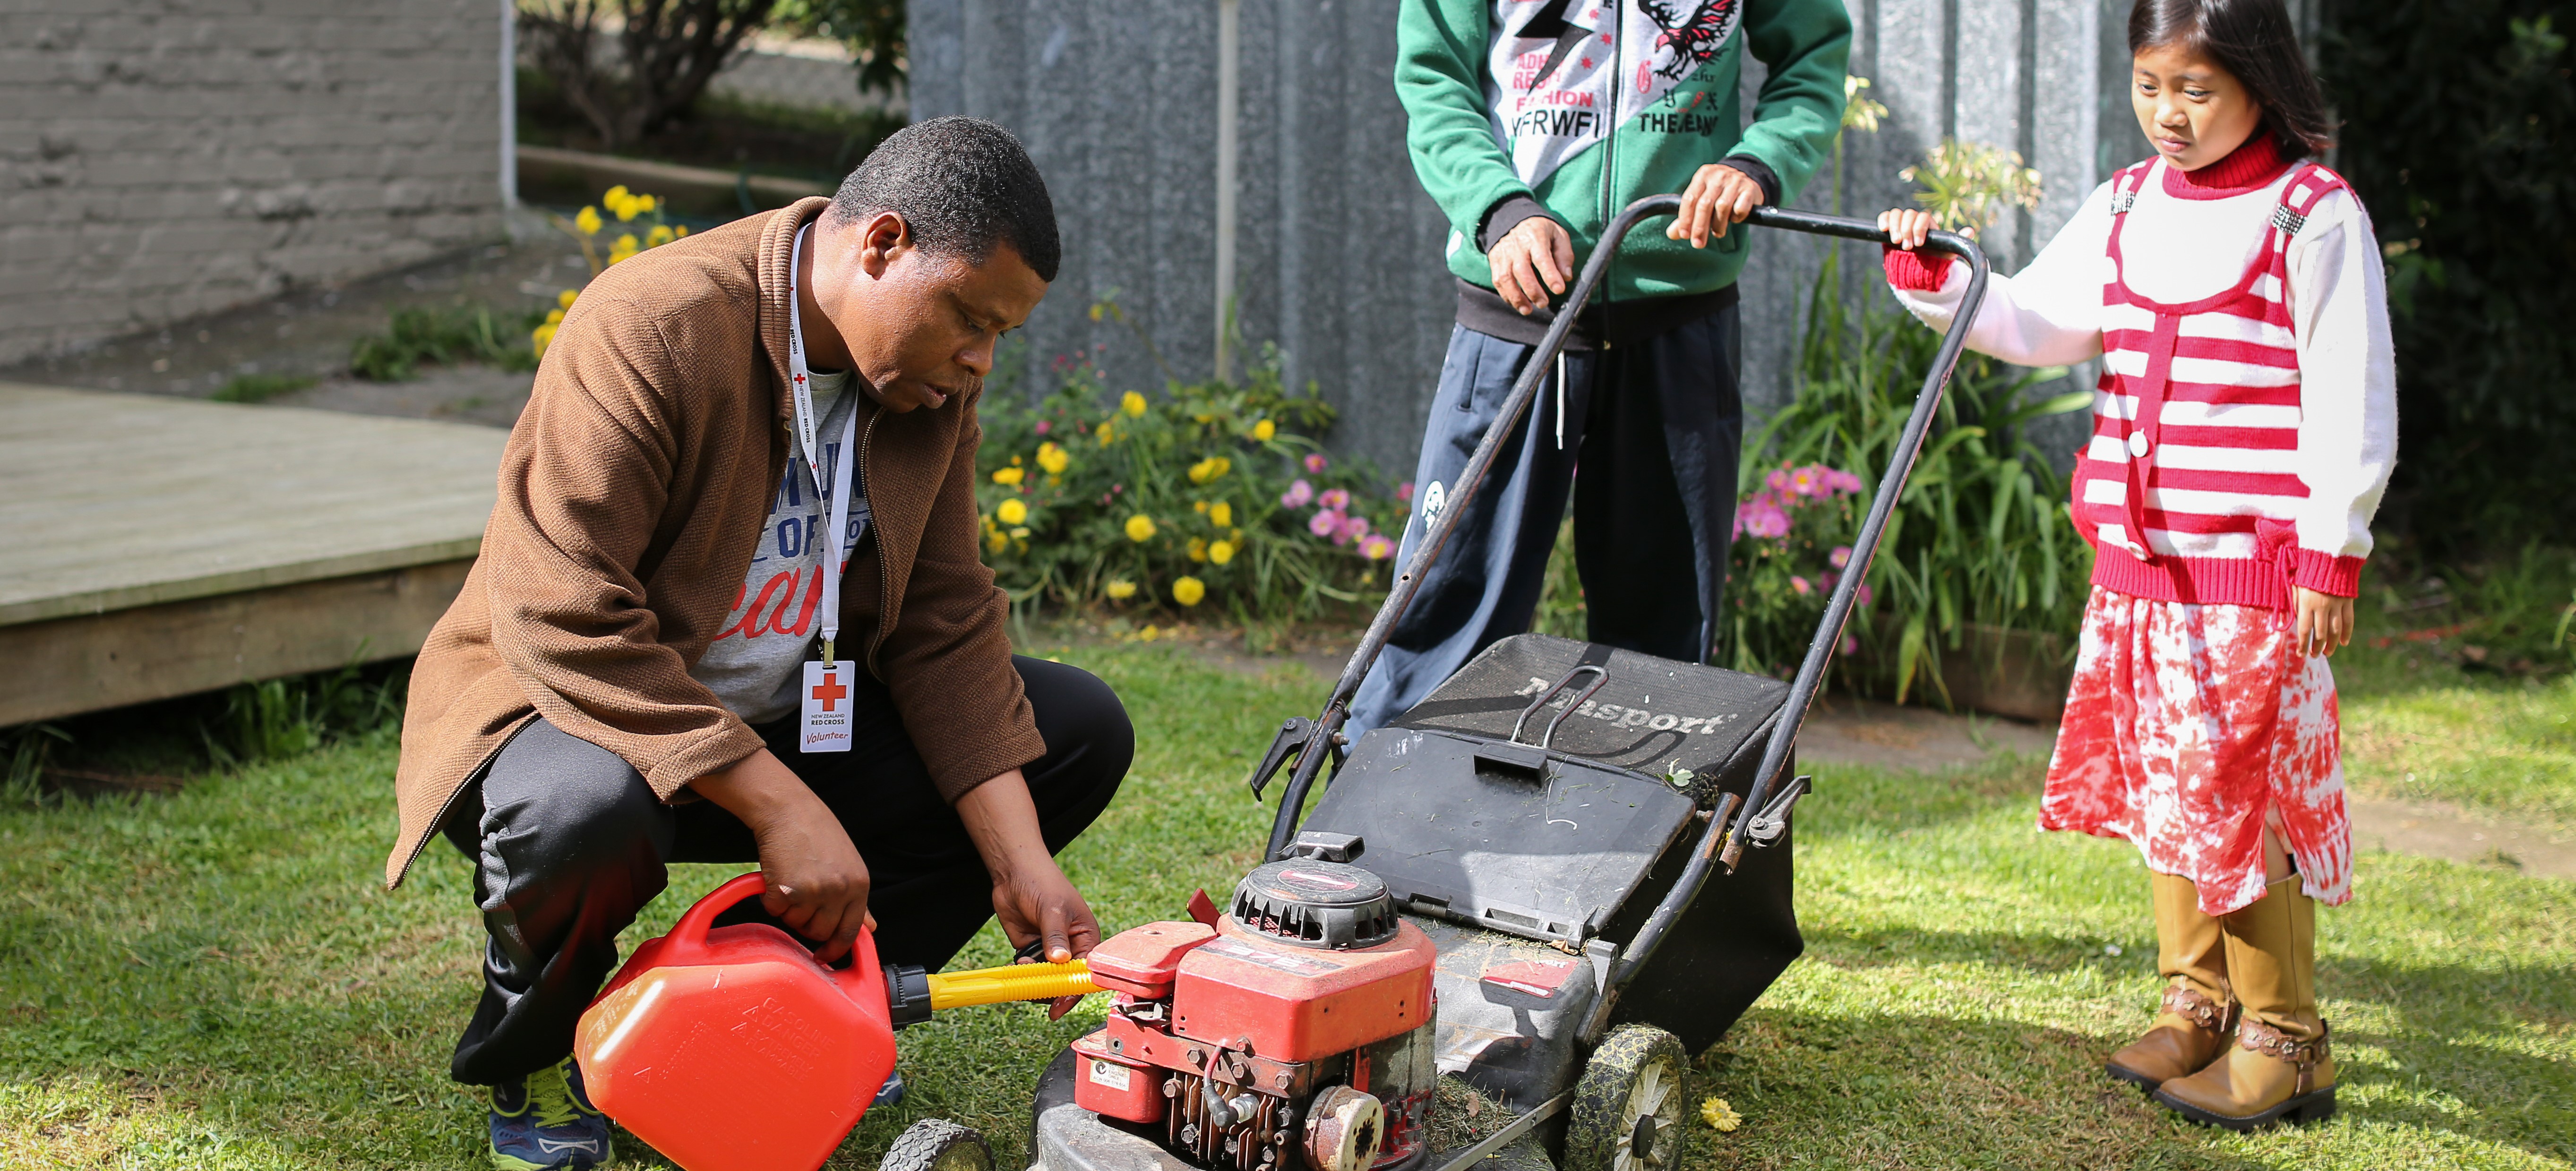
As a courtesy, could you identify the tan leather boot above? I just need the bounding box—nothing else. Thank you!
[2106,872,2236,1090]
[2155,877,2337,1129]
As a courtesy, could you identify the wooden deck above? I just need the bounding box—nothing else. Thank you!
[0,382,505,725]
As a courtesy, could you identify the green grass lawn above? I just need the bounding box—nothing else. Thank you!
[1,643,2567,1170]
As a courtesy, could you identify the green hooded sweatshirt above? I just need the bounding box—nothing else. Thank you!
[1398,0,1851,312]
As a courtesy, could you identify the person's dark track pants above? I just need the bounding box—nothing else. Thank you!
[1348,307,1743,735]
[438,655,1132,1086]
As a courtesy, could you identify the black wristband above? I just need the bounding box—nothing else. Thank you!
[1476,194,1556,253]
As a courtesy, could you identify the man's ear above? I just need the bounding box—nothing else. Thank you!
[853,210,910,279]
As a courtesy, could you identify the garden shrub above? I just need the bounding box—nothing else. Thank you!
[2320,3,2576,550]
[974,343,1406,632]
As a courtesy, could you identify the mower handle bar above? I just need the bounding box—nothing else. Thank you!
[1257,200,1991,989]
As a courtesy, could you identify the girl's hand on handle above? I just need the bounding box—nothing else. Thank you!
[1878,209,1939,251]
[2293,587,2354,658]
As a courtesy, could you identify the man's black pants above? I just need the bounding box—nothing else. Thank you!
[439,655,1132,1085]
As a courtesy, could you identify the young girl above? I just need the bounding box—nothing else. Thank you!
[1876,0,2394,1132]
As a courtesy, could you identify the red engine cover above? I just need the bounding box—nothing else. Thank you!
[1169,916,1434,1063]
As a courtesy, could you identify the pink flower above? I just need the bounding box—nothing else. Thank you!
[1340,514,1371,542]
[1856,584,1874,607]
[1841,635,1860,655]
[1820,572,1839,591]
[1305,453,1329,474]
[1397,480,1415,504]
[1829,546,1852,569]
[1035,419,1052,435]
[1281,479,1314,508]
[1360,533,1395,560]
[1832,470,1863,495]
[1766,468,1791,493]
[1790,466,1823,497]
[1309,509,1343,538]
[1318,487,1351,511]
[1790,576,1812,596]
[1735,493,1791,539]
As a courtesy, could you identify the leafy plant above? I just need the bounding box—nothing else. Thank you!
[974,326,1405,632]
[1,723,69,809]
[773,0,905,98]
[349,305,544,382]
[200,660,406,769]
[209,373,316,403]
[518,0,782,150]
[1898,139,2043,233]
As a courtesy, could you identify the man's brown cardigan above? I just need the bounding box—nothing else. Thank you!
[386,197,1043,889]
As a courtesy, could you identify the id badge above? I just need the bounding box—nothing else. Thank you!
[799,659,858,753]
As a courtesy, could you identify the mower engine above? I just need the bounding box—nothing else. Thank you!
[1072,851,1437,1171]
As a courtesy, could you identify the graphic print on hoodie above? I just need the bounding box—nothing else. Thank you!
[1488,0,1745,187]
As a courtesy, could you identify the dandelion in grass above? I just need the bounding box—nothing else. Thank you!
[1209,539,1236,565]
[1036,442,1069,475]
[1172,576,1206,607]
[993,466,1025,486]
[1281,479,1314,508]
[1318,487,1351,511]
[1125,514,1157,542]
[1305,453,1329,474]
[1121,391,1148,417]
[1252,419,1277,441]
[1209,501,1232,528]
[1359,533,1395,561]
[996,499,1028,526]
[1309,510,1343,539]
[1701,1097,1742,1133]
[1105,580,1138,600]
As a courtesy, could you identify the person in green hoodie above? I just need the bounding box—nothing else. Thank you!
[1350,0,1851,733]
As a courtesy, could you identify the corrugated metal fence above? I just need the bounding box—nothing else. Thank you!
[912,0,2314,477]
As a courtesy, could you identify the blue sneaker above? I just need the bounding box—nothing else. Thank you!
[874,1068,908,1109]
[489,1056,613,1170]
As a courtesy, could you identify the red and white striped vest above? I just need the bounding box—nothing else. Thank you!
[2074,159,2352,610]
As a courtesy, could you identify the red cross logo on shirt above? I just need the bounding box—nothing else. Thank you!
[811,671,847,711]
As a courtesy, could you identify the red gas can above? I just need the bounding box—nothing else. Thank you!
[573,873,898,1171]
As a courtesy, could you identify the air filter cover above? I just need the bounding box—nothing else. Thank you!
[1230,861,1399,949]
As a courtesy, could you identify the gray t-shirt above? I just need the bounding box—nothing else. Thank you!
[690,371,872,723]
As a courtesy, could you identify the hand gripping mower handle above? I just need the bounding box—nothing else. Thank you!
[1253,198,1992,990]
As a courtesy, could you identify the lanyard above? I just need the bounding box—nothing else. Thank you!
[786,224,861,663]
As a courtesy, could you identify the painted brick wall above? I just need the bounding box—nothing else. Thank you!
[0,0,507,366]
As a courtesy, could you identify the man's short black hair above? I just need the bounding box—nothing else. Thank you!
[828,116,1061,282]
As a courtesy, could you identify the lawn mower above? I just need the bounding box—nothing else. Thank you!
[1025,199,1990,1171]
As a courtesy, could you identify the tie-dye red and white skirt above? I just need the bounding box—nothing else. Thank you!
[2041,586,2354,916]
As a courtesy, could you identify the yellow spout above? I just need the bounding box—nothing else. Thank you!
[925,959,1100,1010]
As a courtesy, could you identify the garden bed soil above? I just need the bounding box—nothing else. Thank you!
[515,68,899,191]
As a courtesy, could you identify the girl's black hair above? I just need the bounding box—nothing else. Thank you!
[2128,0,2335,159]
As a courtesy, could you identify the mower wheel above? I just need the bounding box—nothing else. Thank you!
[882,1118,994,1171]
[1563,1025,1689,1171]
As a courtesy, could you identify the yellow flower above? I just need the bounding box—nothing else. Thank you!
[1121,391,1148,417]
[1096,422,1116,446]
[1187,538,1209,563]
[531,322,557,355]
[644,224,675,248]
[986,530,1009,554]
[1105,580,1138,600]
[1186,456,1232,485]
[1036,442,1068,474]
[1008,527,1030,538]
[544,308,565,325]
[575,205,603,236]
[607,234,640,265]
[558,289,579,310]
[1209,501,1232,528]
[604,185,631,206]
[1252,419,1276,441]
[1138,624,1160,641]
[1701,1097,1741,1133]
[992,465,1025,486]
[674,225,689,238]
[1193,500,1209,514]
[635,194,657,215]
[610,190,641,222]
[996,498,1029,525]
[1172,576,1207,607]
[1194,412,1215,424]
[1125,514,1156,542]
[1209,539,1236,565]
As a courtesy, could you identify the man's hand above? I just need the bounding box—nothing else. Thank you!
[2293,586,2355,659]
[957,769,1102,963]
[692,749,876,963]
[1666,163,1766,248]
[1488,215,1575,316]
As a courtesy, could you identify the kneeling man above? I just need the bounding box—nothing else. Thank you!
[384,117,1131,1171]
